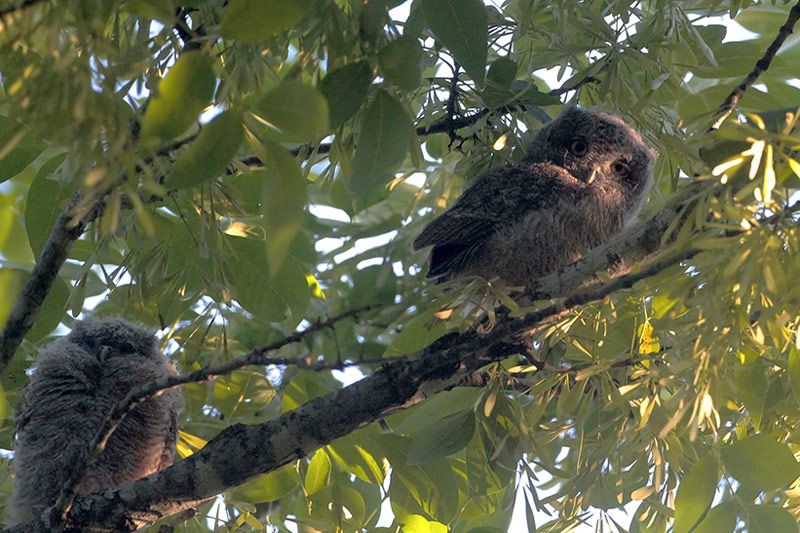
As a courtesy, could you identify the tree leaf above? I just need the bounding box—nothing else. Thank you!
[256,79,329,141]
[167,110,243,189]
[260,142,307,275]
[673,453,719,533]
[379,36,423,91]
[230,463,299,503]
[789,347,800,405]
[406,410,475,465]
[401,514,448,533]
[320,61,373,129]
[720,434,800,491]
[734,360,766,429]
[140,52,216,147]
[24,156,70,258]
[0,116,46,184]
[350,90,413,196]
[221,0,315,43]
[693,501,737,533]
[305,449,331,496]
[327,435,385,484]
[745,504,798,533]
[419,0,487,85]
[231,237,309,326]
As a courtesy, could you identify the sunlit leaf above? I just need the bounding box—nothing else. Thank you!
[305,449,331,496]
[140,52,216,147]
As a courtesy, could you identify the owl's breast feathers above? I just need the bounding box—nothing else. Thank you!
[414,162,635,285]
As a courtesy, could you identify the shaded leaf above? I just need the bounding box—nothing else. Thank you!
[230,463,299,503]
[320,61,373,129]
[167,110,243,189]
[379,36,423,91]
[693,501,737,533]
[260,142,307,275]
[351,90,413,196]
[745,504,798,533]
[419,0,487,85]
[406,410,475,465]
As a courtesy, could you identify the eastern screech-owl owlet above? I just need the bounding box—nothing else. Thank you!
[6,317,181,526]
[413,107,655,286]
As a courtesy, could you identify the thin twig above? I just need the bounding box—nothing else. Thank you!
[45,305,374,527]
[709,0,800,131]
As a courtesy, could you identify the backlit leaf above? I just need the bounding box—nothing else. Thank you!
[673,454,719,533]
[221,0,315,42]
[140,52,216,147]
[720,434,800,490]
[256,79,329,141]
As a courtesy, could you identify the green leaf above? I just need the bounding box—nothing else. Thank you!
[379,36,423,91]
[24,157,70,258]
[745,504,798,533]
[734,360,767,429]
[486,57,517,87]
[305,449,331,496]
[350,90,413,197]
[693,501,737,533]
[221,0,315,43]
[26,274,69,341]
[125,0,176,23]
[673,454,719,533]
[320,61,373,129]
[0,116,46,183]
[231,237,309,326]
[395,388,481,435]
[406,410,475,465]
[140,52,216,147]
[419,0,487,85]
[327,435,386,484]
[260,142,307,275]
[256,79,329,141]
[230,463,299,503]
[789,347,800,405]
[384,311,448,357]
[166,110,243,189]
[401,514,448,533]
[720,434,800,491]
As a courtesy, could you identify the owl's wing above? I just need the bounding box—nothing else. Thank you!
[414,164,562,279]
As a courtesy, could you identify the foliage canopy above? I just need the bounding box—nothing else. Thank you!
[1,0,800,531]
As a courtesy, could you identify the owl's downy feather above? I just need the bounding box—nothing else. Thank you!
[6,318,181,527]
[413,107,655,286]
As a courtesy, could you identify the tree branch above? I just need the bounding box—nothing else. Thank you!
[709,0,800,131]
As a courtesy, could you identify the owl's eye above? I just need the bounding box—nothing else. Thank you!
[569,139,588,156]
[612,159,630,177]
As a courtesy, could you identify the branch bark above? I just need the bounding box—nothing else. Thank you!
[709,0,800,130]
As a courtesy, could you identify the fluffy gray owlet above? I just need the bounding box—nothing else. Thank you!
[413,107,655,286]
[5,317,181,526]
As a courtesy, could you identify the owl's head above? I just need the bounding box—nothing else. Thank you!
[68,317,161,362]
[522,107,655,196]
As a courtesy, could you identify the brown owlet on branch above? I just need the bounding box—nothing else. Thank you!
[413,107,655,286]
[5,317,181,526]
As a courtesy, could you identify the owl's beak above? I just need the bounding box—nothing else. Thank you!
[583,169,597,185]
